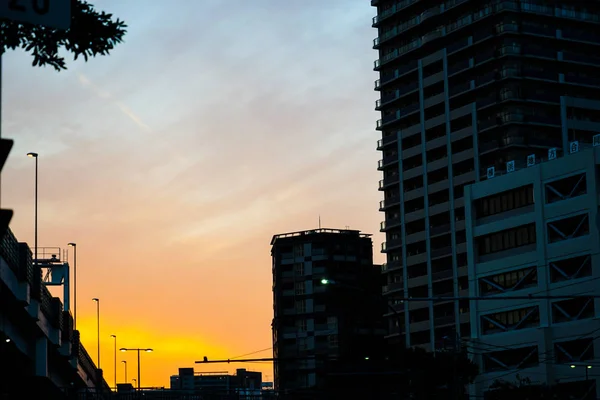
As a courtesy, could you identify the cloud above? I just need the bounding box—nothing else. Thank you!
[77,72,152,132]
[1,0,380,387]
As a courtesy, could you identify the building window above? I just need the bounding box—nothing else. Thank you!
[293,244,304,258]
[479,267,538,295]
[549,254,592,283]
[478,224,536,257]
[551,297,595,324]
[295,300,305,314]
[547,214,589,243]
[328,335,338,348]
[294,263,304,276]
[545,173,586,204]
[483,345,539,372]
[554,338,594,364]
[296,319,307,332]
[475,185,534,218]
[327,316,337,330]
[297,337,307,351]
[295,282,305,295]
[481,306,539,334]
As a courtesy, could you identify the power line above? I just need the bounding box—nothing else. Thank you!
[230,347,272,360]
[385,293,600,302]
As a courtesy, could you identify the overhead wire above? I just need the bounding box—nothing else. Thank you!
[229,347,272,360]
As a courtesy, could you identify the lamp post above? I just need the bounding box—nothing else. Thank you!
[110,334,117,390]
[120,348,153,390]
[67,243,77,329]
[26,152,38,268]
[570,364,593,380]
[92,298,100,368]
[121,360,127,384]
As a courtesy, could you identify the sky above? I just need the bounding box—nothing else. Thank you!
[1,0,383,388]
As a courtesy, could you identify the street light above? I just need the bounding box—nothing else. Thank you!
[121,360,128,384]
[320,278,404,333]
[570,364,593,380]
[92,298,100,368]
[67,243,77,330]
[120,348,153,390]
[110,334,117,390]
[26,152,38,269]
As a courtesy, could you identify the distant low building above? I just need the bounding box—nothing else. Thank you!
[170,368,262,398]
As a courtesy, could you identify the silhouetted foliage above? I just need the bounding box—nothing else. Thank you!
[486,375,595,400]
[0,0,126,71]
[324,346,479,400]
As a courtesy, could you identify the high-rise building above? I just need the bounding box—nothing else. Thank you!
[465,146,600,398]
[372,0,600,349]
[270,228,385,395]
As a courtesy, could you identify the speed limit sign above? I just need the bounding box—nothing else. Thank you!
[0,0,71,30]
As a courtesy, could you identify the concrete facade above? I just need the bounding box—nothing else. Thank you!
[465,146,600,398]
[372,0,600,350]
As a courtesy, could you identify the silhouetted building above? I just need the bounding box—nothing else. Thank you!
[0,228,108,399]
[465,146,600,399]
[170,368,262,398]
[373,0,600,348]
[270,228,386,395]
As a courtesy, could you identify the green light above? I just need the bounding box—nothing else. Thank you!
[321,279,330,285]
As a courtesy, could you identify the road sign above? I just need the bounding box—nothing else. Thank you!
[0,0,71,30]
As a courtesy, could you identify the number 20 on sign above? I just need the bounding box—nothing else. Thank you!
[0,0,71,30]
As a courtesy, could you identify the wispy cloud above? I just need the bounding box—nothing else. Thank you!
[77,72,152,132]
[1,0,380,386]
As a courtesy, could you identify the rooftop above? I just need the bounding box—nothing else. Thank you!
[271,228,371,245]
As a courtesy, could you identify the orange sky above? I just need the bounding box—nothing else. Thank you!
[1,0,383,388]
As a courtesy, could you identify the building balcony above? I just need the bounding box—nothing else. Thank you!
[383,281,405,294]
[387,216,402,229]
[430,246,453,259]
[379,175,400,190]
[420,5,441,21]
[386,238,403,251]
[479,135,559,155]
[378,153,399,170]
[380,196,400,211]
[376,104,420,130]
[385,260,403,272]
[373,18,421,49]
[478,114,562,134]
[375,63,418,91]
[432,269,454,282]
[371,0,418,27]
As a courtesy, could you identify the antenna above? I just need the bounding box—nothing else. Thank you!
[318,215,321,229]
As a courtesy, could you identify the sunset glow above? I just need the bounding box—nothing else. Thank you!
[2,0,383,387]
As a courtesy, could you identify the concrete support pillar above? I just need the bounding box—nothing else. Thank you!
[35,337,48,377]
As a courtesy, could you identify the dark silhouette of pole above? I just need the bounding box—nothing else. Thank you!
[122,360,127,384]
[120,348,153,390]
[92,298,100,368]
[26,153,38,271]
[68,243,77,330]
[111,335,117,389]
